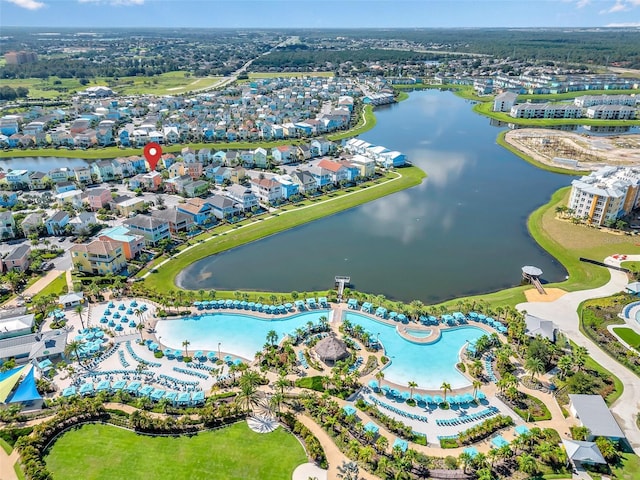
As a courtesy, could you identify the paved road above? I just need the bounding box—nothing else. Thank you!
[517,255,640,452]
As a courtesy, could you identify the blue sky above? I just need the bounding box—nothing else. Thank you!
[2,0,640,28]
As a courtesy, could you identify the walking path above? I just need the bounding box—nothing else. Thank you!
[2,269,64,308]
[517,254,640,452]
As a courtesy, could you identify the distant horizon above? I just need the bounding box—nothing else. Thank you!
[2,0,640,29]
[2,25,640,30]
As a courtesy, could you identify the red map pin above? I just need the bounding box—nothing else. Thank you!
[144,142,162,171]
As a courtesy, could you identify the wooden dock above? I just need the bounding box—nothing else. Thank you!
[335,276,351,302]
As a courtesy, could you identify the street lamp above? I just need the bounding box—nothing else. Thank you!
[218,342,221,359]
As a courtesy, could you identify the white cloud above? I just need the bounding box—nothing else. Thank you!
[78,0,144,5]
[576,0,590,8]
[601,0,640,13]
[5,0,46,10]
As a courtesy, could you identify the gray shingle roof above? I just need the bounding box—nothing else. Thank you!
[569,394,625,439]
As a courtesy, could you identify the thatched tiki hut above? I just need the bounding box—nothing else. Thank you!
[313,335,349,366]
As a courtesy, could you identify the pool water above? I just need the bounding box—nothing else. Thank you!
[345,312,485,390]
[405,328,433,339]
[155,311,331,360]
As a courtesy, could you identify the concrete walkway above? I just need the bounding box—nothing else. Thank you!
[0,447,19,480]
[517,254,640,452]
[2,269,64,308]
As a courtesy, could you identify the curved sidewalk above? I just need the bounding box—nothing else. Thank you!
[517,255,640,452]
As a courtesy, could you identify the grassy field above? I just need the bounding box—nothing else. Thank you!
[473,101,640,127]
[44,422,306,480]
[612,327,640,349]
[1,72,223,100]
[328,105,377,141]
[588,453,640,480]
[32,273,67,301]
[140,167,426,292]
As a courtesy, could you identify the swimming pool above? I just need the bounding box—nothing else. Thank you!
[155,311,331,361]
[345,312,485,390]
[405,328,433,339]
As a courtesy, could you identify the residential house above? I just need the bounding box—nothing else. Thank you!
[198,148,213,164]
[55,189,83,209]
[230,166,246,184]
[20,213,44,236]
[240,150,255,168]
[337,160,361,182]
[123,215,170,246]
[45,211,70,236]
[48,168,72,183]
[3,245,31,273]
[70,239,127,275]
[348,154,376,178]
[177,198,215,226]
[68,212,97,235]
[151,208,195,235]
[85,188,112,211]
[253,148,268,168]
[296,144,312,161]
[225,151,239,166]
[28,171,50,190]
[0,192,18,207]
[99,226,145,260]
[186,162,203,180]
[225,184,259,211]
[271,145,296,165]
[110,196,146,217]
[307,166,332,188]
[5,170,30,190]
[167,162,185,178]
[290,170,317,194]
[184,180,210,198]
[181,147,196,163]
[129,171,162,192]
[310,137,335,157]
[251,177,283,205]
[92,160,117,182]
[159,126,177,144]
[0,212,16,239]
[54,182,76,194]
[317,159,349,184]
[74,166,92,184]
[274,174,299,199]
[206,195,239,220]
[164,175,192,194]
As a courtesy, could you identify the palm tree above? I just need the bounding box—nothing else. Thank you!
[64,340,83,362]
[266,330,278,347]
[337,461,359,480]
[458,452,473,474]
[274,374,290,395]
[517,454,538,475]
[472,379,482,401]
[133,308,144,328]
[557,354,574,379]
[136,322,145,343]
[74,304,85,330]
[573,345,588,371]
[237,382,260,414]
[375,371,384,390]
[525,357,545,381]
[182,339,190,358]
[440,381,451,405]
[408,381,418,401]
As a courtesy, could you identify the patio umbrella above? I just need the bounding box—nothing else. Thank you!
[224,355,232,363]
[100,317,108,323]
[422,394,433,404]
[207,352,217,360]
[476,391,486,400]
[108,302,115,308]
[368,379,379,389]
[433,395,444,404]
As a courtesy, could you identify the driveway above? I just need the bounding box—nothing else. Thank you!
[517,255,640,452]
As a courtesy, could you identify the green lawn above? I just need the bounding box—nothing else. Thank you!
[32,273,67,301]
[518,89,640,102]
[0,72,223,99]
[591,453,640,480]
[295,376,325,391]
[140,167,425,292]
[45,422,307,480]
[612,327,640,350]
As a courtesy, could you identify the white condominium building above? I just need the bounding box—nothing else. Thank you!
[568,166,640,226]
